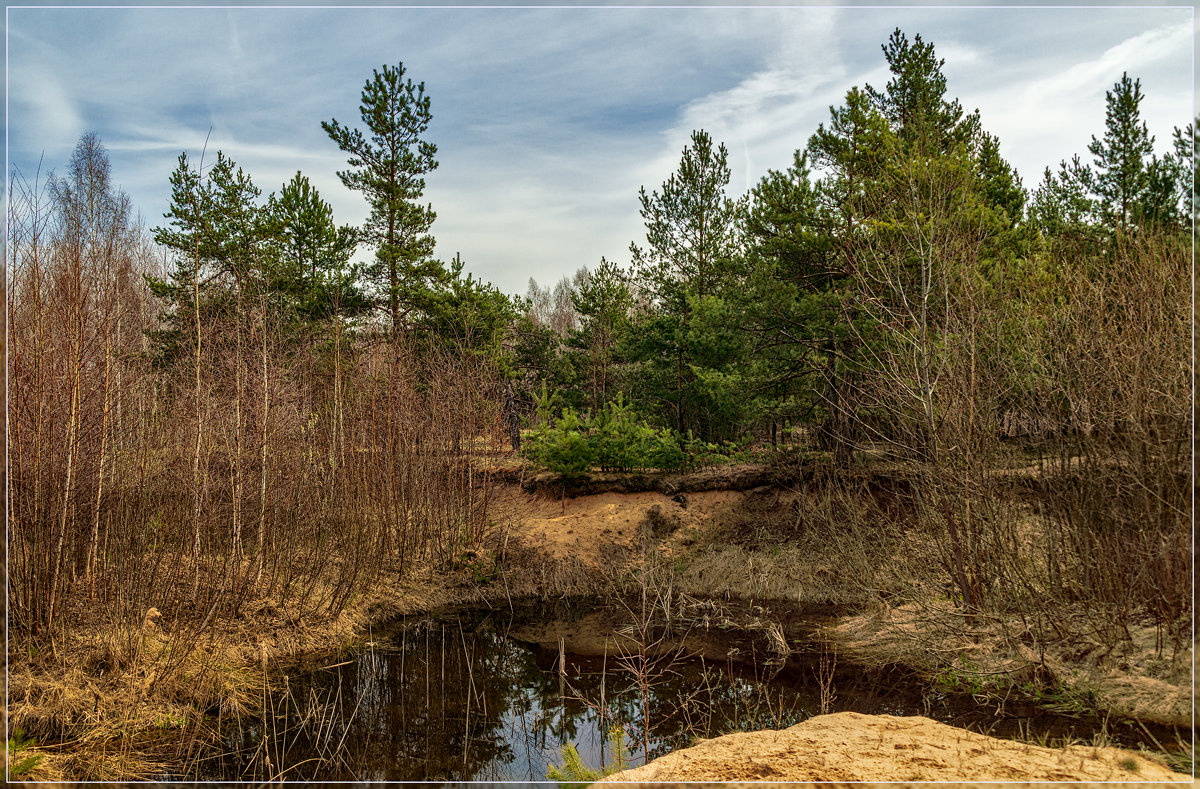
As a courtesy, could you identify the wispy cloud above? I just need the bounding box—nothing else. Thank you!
[968,17,1194,185]
[7,6,1194,295]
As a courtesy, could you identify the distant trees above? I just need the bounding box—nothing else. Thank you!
[323,62,444,334]
[1032,72,1194,235]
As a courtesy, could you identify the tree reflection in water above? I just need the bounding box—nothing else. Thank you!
[198,603,901,781]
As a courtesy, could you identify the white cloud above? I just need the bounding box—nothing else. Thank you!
[7,6,1194,297]
[1023,20,1191,106]
[969,18,1194,187]
[10,69,84,153]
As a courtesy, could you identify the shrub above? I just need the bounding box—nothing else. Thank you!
[525,395,698,474]
[526,408,595,477]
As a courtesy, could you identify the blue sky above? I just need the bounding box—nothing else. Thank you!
[7,2,1194,296]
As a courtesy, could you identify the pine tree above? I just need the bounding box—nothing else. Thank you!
[418,253,516,357]
[975,132,1027,229]
[323,63,444,334]
[1088,72,1154,231]
[149,151,268,363]
[631,130,743,302]
[1142,121,1194,229]
[808,86,892,254]
[1172,120,1195,223]
[867,28,979,154]
[265,171,364,321]
[741,148,852,455]
[1028,155,1097,238]
[570,257,632,412]
[629,129,744,435]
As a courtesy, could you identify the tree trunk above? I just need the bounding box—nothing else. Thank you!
[505,379,521,452]
[88,322,112,597]
[257,297,270,585]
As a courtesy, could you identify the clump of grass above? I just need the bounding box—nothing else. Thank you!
[1118,756,1140,773]
[547,725,631,788]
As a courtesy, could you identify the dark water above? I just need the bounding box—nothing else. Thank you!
[191,600,1183,782]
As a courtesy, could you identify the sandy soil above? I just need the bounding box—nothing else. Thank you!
[508,487,738,566]
[598,711,1191,783]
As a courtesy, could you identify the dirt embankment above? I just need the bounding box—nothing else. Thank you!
[500,465,1195,732]
[598,711,1191,783]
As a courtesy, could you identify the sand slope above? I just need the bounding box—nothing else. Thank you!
[598,711,1190,783]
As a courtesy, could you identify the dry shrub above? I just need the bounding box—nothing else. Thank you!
[7,146,505,777]
[1023,229,1191,649]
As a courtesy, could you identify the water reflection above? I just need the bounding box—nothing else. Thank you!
[200,603,841,781]
[196,601,1163,782]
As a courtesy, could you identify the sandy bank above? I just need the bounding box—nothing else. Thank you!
[598,711,1191,783]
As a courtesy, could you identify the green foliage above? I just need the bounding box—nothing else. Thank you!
[418,254,517,358]
[323,62,447,332]
[587,393,644,472]
[644,428,687,471]
[1088,72,1154,230]
[1028,155,1097,238]
[147,149,274,367]
[547,725,631,788]
[629,129,747,437]
[152,150,265,286]
[526,408,595,477]
[454,550,497,585]
[570,257,633,412]
[265,170,367,323]
[524,395,695,474]
[7,728,44,779]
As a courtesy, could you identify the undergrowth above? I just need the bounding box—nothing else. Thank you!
[6,729,44,780]
[547,725,632,788]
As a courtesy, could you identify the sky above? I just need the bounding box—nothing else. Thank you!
[7,1,1195,297]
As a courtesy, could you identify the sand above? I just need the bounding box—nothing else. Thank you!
[597,711,1191,783]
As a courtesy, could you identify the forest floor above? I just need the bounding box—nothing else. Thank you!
[8,459,1194,781]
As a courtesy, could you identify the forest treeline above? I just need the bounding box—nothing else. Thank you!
[9,30,1192,649]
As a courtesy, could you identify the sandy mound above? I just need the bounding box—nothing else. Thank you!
[513,489,735,565]
[598,712,1190,783]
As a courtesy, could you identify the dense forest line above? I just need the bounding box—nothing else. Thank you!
[9,26,1191,671]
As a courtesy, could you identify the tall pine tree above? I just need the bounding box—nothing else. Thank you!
[323,63,444,334]
[1088,72,1154,231]
[628,129,745,435]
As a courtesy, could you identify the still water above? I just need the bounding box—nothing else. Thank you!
[192,599,1159,782]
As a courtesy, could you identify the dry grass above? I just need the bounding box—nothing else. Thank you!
[7,568,416,780]
[828,602,1195,729]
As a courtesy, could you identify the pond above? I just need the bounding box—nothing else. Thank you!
[190,598,1172,782]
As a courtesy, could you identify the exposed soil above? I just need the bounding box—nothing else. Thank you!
[501,469,1194,731]
[598,711,1190,783]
